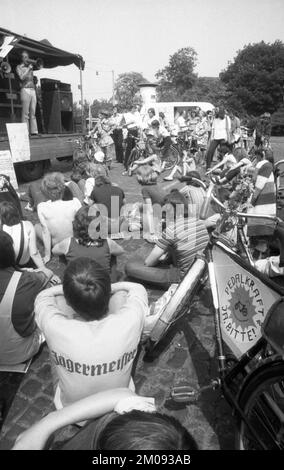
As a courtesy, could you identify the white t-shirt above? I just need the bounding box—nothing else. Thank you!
[212,116,231,140]
[175,115,187,131]
[35,283,149,408]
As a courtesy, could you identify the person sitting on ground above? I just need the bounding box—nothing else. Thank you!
[132,165,166,236]
[36,172,81,263]
[207,143,237,177]
[0,201,55,278]
[0,231,51,366]
[89,175,125,218]
[125,190,209,289]
[83,153,109,205]
[127,120,170,177]
[179,171,206,218]
[52,206,124,281]
[24,178,84,212]
[34,258,152,409]
[13,388,198,450]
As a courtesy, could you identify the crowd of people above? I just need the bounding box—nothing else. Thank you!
[0,99,280,451]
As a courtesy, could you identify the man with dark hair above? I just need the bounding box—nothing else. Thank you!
[16,50,38,135]
[0,231,47,365]
[34,258,150,409]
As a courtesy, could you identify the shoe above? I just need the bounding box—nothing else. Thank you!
[163,176,174,181]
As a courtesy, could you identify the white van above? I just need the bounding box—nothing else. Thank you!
[142,101,214,129]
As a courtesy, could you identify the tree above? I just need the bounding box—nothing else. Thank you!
[156,47,198,101]
[114,72,146,110]
[183,77,228,105]
[220,41,284,116]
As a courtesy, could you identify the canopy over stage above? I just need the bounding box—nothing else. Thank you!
[0,27,85,70]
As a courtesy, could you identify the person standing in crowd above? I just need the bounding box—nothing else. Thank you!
[16,50,38,135]
[34,258,151,409]
[188,109,200,144]
[123,104,142,171]
[159,112,170,131]
[175,110,188,133]
[94,111,116,169]
[229,111,241,145]
[255,112,272,147]
[205,106,231,170]
[109,106,124,163]
[0,231,49,366]
[144,108,157,129]
[194,111,209,164]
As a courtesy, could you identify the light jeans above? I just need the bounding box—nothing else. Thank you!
[20,88,38,134]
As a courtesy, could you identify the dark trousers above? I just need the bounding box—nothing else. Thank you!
[111,128,124,163]
[125,257,180,290]
[124,128,138,169]
[205,139,226,169]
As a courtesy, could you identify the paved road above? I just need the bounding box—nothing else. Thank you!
[6,135,284,450]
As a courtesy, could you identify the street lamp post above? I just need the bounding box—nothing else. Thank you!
[95,69,115,106]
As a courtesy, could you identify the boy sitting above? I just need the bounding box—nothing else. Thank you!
[34,258,152,409]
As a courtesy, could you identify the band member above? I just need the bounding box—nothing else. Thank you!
[16,50,38,135]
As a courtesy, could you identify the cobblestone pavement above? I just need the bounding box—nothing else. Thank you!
[0,159,236,450]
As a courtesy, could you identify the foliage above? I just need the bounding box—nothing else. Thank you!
[114,72,146,110]
[220,41,284,116]
[156,47,198,101]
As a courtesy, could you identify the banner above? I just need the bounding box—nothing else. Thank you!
[6,123,31,163]
[0,150,18,189]
[212,243,281,358]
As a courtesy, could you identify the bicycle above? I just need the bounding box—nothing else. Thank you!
[145,176,284,449]
[127,135,180,174]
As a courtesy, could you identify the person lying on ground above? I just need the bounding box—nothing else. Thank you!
[0,231,53,366]
[35,172,81,263]
[34,258,154,409]
[125,190,209,289]
[12,388,198,450]
[0,201,55,278]
[52,206,124,281]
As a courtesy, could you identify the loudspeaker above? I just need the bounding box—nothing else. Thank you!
[41,89,74,134]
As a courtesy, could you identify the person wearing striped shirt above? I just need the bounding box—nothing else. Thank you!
[247,149,276,243]
[125,190,209,289]
[179,171,206,218]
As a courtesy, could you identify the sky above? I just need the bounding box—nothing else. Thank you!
[1,0,284,103]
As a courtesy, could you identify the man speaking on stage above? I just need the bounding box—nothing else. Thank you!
[16,50,38,135]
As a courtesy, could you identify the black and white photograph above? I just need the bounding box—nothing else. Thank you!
[0,0,284,455]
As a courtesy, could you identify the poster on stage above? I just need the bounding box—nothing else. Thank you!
[6,123,31,163]
[0,150,18,189]
[0,35,18,59]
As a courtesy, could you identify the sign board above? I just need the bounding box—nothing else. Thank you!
[0,150,18,189]
[0,35,18,59]
[212,243,281,358]
[6,123,31,163]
